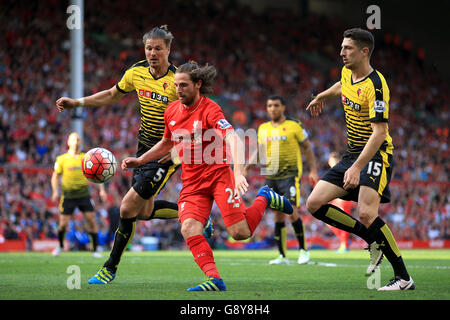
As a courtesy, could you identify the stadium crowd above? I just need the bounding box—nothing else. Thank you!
[0,0,448,250]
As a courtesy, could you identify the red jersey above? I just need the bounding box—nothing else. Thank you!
[164,96,234,187]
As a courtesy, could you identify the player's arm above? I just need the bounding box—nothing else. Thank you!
[225,131,249,196]
[97,183,107,202]
[343,122,387,190]
[56,86,125,112]
[121,138,173,170]
[306,81,341,117]
[299,139,319,186]
[51,171,61,203]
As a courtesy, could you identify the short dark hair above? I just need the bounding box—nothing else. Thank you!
[343,28,374,57]
[177,60,217,95]
[142,25,174,47]
[267,95,285,106]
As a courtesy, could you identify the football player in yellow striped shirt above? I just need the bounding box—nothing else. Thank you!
[56,26,212,284]
[51,132,107,257]
[245,95,318,265]
[306,28,414,291]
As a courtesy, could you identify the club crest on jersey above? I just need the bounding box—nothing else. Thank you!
[163,82,168,91]
[373,100,386,113]
[217,119,231,129]
[357,88,362,96]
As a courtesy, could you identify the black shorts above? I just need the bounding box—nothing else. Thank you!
[132,142,180,200]
[321,151,393,203]
[60,196,94,215]
[265,176,300,207]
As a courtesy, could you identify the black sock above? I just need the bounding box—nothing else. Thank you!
[104,217,136,273]
[312,204,371,244]
[89,232,98,252]
[291,218,307,250]
[58,227,66,249]
[144,200,178,220]
[367,217,410,280]
[274,222,287,257]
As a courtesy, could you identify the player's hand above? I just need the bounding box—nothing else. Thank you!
[306,95,324,117]
[234,174,249,196]
[309,170,319,187]
[56,97,79,112]
[121,157,141,170]
[343,165,360,190]
[51,192,59,203]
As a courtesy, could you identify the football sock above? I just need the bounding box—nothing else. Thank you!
[244,196,267,234]
[367,217,410,280]
[186,235,220,279]
[148,200,178,220]
[89,232,98,252]
[312,204,370,244]
[104,217,136,273]
[57,226,66,249]
[274,222,287,257]
[292,218,307,250]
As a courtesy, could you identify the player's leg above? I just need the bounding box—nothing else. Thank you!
[53,197,74,256]
[179,193,226,292]
[79,196,101,256]
[306,180,372,244]
[88,187,145,284]
[358,186,413,290]
[83,210,101,257]
[54,213,71,256]
[269,211,289,264]
[134,153,180,220]
[285,176,309,264]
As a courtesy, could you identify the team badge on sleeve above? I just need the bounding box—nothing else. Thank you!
[373,100,386,113]
[217,119,232,129]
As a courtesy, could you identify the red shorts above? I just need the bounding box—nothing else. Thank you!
[178,166,247,227]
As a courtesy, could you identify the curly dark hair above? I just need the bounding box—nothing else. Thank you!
[177,60,217,95]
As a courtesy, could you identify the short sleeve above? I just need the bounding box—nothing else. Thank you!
[116,68,135,93]
[207,103,234,137]
[54,156,63,174]
[368,73,390,122]
[294,122,309,143]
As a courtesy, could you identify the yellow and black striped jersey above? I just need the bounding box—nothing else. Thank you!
[54,152,89,199]
[116,60,178,148]
[340,66,393,155]
[257,118,309,180]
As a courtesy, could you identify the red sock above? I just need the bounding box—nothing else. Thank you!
[186,235,220,279]
[244,196,267,234]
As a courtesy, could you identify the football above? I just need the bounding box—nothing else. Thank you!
[81,147,117,183]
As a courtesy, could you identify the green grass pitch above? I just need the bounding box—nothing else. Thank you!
[1,249,449,300]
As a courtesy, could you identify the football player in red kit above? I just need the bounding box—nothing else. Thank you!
[122,61,293,291]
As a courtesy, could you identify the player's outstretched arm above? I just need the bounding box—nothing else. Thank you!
[56,85,125,112]
[121,138,173,170]
[306,81,341,117]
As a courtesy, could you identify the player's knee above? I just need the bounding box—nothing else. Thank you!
[229,228,251,241]
[181,218,203,239]
[306,196,322,215]
[357,204,377,227]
